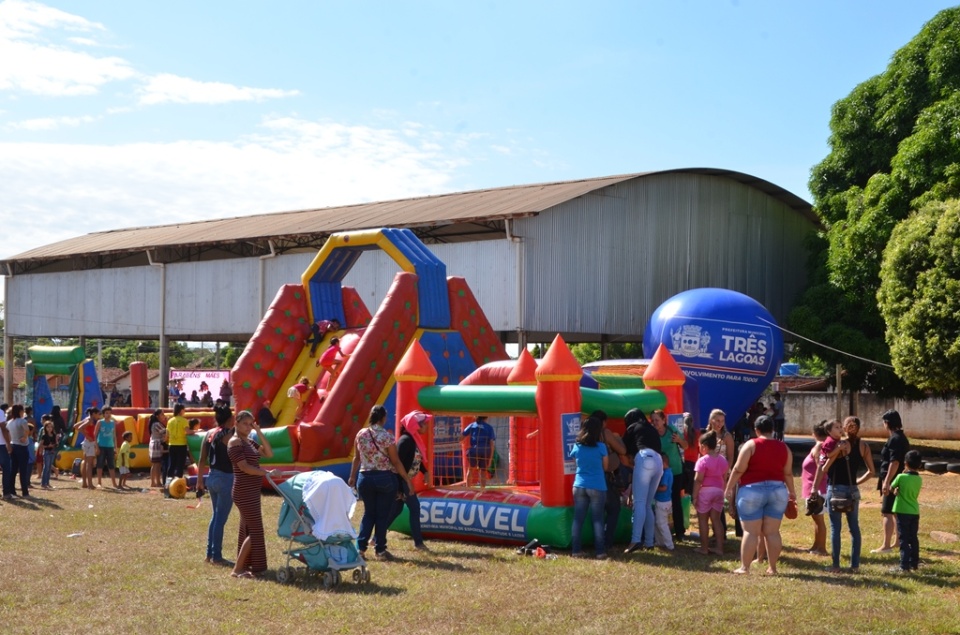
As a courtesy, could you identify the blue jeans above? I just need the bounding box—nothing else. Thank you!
[0,447,13,496]
[357,470,398,554]
[389,478,424,546]
[572,486,606,555]
[896,513,919,570]
[604,478,621,548]
[41,451,56,487]
[826,484,861,569]
[205,469,234,561]
[10,445,31,496]
[631,450,663,546]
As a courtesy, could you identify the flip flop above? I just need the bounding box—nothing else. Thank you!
[231,571,255,579]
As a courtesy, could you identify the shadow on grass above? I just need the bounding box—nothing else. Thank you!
[1,494,64,510]
[265,569,406,596]
[380,554,476,572]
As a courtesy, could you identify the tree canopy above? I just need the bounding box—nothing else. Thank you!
[790,7,960,395]
[879,200,960,391]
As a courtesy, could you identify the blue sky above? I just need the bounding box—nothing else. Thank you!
[1,0,958,264]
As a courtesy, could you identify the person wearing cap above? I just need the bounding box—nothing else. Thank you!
[872,409,910,554]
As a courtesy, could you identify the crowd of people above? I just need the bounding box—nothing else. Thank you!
[568,404,921,575]
[0,395,925,578]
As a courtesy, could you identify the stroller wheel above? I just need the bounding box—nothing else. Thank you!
[352,569,362,583]
[322,571,336,590]
[276,567,294,585]
[362,567,371,584]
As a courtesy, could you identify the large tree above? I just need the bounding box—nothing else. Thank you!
[790,7,960,395]
[879,199,960,391]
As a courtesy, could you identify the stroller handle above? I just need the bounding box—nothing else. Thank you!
[264,470,304,491]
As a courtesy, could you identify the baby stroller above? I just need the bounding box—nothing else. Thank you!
[269,470,369,588]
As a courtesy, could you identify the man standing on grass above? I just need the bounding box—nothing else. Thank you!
[166,404,190,479]
[0,404,13,499]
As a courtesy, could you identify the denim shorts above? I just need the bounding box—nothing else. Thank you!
[736,480,788,522]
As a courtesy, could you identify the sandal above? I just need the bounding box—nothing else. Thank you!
[231,571,255,579]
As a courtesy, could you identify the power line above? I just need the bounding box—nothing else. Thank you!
[757,317,895,369]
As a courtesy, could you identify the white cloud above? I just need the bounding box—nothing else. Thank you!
[0,0,135,95]
[66,36,101,46]
[6,114,97,130]
[0,116,475,261]
[138,73,300,105]
[0,2,298,105]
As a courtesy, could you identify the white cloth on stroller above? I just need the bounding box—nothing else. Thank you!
[301,470,358,541]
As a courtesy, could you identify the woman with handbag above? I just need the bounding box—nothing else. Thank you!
[388,411,431,551]
[813,417,875,573]
[348,405,413,561]
[723,415,796,575]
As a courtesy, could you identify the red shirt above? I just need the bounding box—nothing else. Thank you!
[740,437,788,486]
[318,344,342,367]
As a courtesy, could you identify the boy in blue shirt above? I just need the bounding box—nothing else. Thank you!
[890,450,923,572]
[653,453,675,550]
[462,416,496,489]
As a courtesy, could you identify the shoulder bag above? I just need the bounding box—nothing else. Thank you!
[828,451,855,514]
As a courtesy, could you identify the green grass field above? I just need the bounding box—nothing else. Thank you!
[1,464,958,635]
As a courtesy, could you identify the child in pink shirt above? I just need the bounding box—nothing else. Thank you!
[694,430,729,555]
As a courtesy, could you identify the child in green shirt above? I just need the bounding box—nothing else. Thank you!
[890,450,922,572]
[118,431,133,490]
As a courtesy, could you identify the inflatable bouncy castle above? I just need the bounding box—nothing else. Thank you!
[228,228,509,478]
[385,337,676,548]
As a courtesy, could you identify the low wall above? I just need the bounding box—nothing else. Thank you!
[785,392,960,440]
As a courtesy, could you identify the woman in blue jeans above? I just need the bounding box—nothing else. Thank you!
[814,417,874,573]
[571,414,609,559]
[197,405,236,565]
[622,408,663,553]
[724,415,796,575]
[348,405,413,561]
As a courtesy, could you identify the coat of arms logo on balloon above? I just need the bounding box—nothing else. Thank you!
[643,288,783,431]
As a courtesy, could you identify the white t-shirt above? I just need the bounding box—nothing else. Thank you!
[7,418,29,446]
[0,410,7,447]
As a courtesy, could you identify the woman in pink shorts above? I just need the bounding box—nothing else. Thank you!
[693,430,729,555]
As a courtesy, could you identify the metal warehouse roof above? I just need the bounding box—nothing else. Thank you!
[3,168,813,273]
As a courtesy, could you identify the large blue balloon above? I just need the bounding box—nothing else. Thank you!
[643,288,782,430]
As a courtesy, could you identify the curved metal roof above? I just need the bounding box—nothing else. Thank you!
[2,168,813,273]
